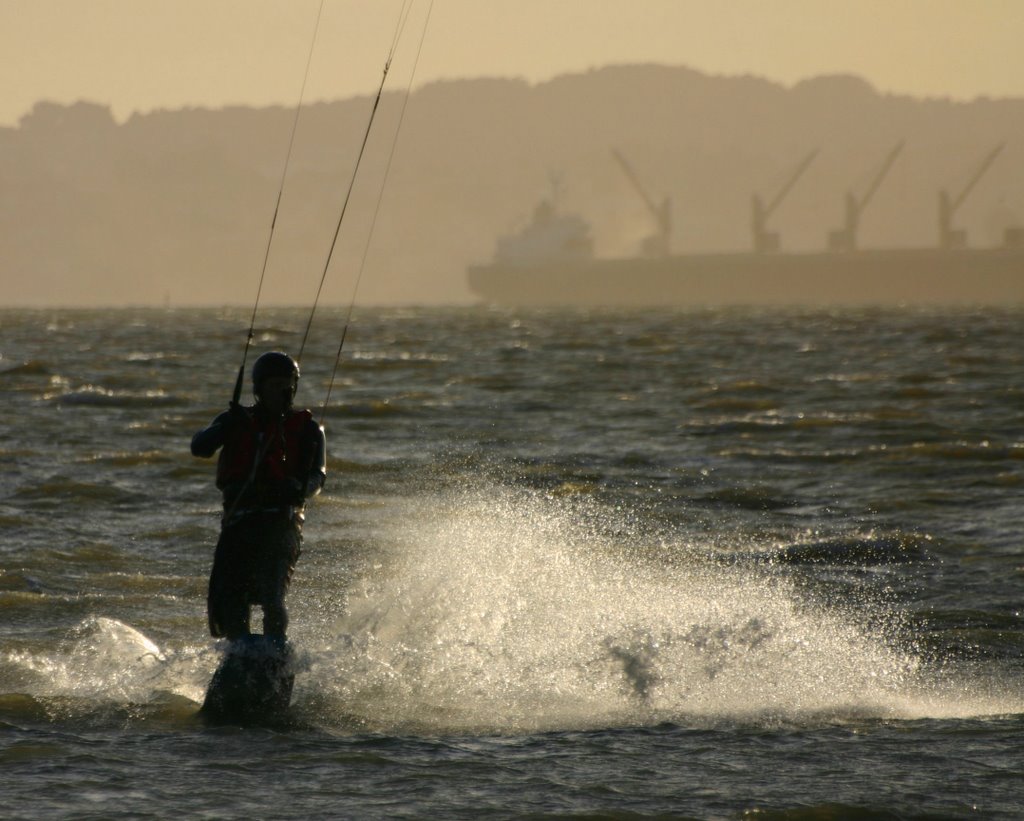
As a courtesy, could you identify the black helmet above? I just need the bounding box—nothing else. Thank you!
[252,351,299,398]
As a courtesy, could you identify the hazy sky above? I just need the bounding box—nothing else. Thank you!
[4,0,1023,127]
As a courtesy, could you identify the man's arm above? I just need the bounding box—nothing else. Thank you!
[304,421,327,498]
[190,410,233,458]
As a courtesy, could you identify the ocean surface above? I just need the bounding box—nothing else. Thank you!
[1,305,1022,819]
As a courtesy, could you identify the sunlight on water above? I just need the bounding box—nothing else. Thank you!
[4,616,210,708]
[4,488,1019,731]
[302,485,1024,733]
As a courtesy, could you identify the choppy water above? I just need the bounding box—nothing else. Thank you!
[1,306,1022,819]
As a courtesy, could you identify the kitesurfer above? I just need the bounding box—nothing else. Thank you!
[191,351,326,643]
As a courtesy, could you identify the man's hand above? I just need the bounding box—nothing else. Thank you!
[222,401,250,433]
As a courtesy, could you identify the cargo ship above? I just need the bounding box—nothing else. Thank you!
[468,144,1024,308]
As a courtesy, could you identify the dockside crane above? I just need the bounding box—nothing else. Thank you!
[611,147,672,257]
[827,140,904,252]
[752,149,818,252]
[938,143,1004,249]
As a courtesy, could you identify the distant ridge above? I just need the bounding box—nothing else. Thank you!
[2,65,1023,306]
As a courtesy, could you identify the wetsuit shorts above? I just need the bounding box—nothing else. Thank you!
[207,511,302,639]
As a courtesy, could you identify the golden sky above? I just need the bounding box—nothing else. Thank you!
[4,0,1023,127]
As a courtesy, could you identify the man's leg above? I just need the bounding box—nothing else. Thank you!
[208,526,252,640]
[259,516,302,639]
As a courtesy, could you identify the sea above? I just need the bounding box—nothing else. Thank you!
[1,305,1022,819]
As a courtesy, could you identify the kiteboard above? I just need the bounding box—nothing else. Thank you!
[200,634,294,723]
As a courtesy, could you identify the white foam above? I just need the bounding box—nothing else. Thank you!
[299,485,1024,733]
[6,616,209,706]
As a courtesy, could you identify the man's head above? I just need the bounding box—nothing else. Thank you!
[252,351,299,415]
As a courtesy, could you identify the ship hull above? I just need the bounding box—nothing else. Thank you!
[468,248,1024,307]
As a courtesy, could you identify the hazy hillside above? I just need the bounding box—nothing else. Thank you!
[2,64,1023,306]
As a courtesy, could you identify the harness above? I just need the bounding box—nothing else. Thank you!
[216,409,313,490]
[214,408,315,528]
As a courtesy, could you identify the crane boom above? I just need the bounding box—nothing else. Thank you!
[858,140,904,212]
[951,143,1004,213]
[764,148,819,219]
[611,147,661,222]
[827,140,903,252]
[611,147,671,256]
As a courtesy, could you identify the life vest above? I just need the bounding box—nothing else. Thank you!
[216,408,314,491]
